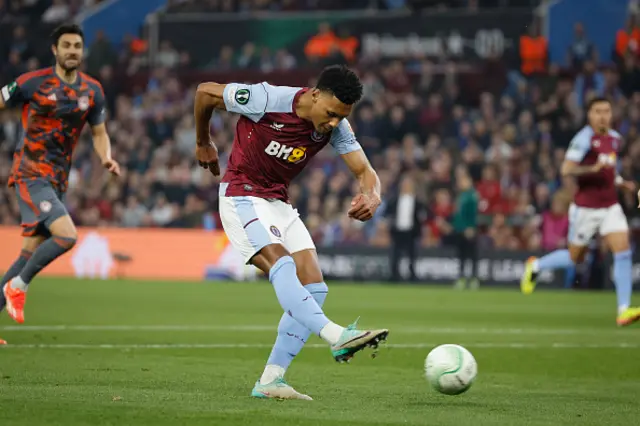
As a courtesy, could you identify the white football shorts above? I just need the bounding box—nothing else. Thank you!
[219,194,316,263]
[568,203,628,246]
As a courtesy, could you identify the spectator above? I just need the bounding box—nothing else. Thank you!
[385,175,426,282]
[614,15,640,65]
[451,167,479,290]
[7,25,32,62]
[619,54,640,98]
[304,22,338,63]
[519,21,548,78]
[574,60,605,108]
[86,30,117,77]
[541,193,569,252]
[566,22,597,72]
[42,0,71,23]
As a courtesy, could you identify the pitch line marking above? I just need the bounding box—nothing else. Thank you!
[1,325,636,336]
[1,343,639,349]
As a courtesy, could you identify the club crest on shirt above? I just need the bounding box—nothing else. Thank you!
[40,200,52,213]
[78,95,89,111]
[270,225,281,238]
[311,130,326,143]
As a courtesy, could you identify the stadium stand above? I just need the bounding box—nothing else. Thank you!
[1,2,639,254]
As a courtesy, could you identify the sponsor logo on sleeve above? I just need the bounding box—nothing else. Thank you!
[1,82,17,102]
[235,88,250,105]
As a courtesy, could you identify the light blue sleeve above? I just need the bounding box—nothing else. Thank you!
[609,129,622,148]
[222,82,299,123]
[565,127,593,162]
[329,119,362,155]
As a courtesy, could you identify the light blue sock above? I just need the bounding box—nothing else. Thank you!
[266,282,328,370]
[269,256,330,336]
[535,249,574,272]
[613,250,632,311]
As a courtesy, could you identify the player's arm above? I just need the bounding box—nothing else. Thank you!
[613,144,636,192]
[342,149,381,222]
[331,119,381,222]
[195,82,269,143]
[1,78,30,110]
[88,86,120,176]
[561,130,604,177]
[193,82,227,176]
[194,82,226,146]
[90,123,120,176]
[560,159,604,177]
[194,82,270,176]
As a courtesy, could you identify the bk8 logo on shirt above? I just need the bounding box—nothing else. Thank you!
[597,152,616,166]
[265,141,307,164]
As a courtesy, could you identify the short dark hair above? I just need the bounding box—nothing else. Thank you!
[587,96,611,112]
[315,65,363,105]
[51,24,84,46]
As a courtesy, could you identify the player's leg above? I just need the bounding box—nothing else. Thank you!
[0,236,45,312]
[454,233,468,290]
[224,196,386,348]
[0,235,45,344]
[253,248,325,400]
[219,197,387,380]
[251,244,387,356]
[256,210,328,390]
[406,233,418,282]
[466,233,480,290]
[390,235,402,282]
[279,212,386,362]
[4,181,77,323]
[260,248,326,379]
[600,204,640,326]
[521,204,594,294]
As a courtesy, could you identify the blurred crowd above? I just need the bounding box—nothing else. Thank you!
[2,7,640,252]
[166,0,538,13]
[0,0,103,23]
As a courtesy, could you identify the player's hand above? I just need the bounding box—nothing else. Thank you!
[348,192,381,222]
[196,139,220,177]
[636,188,640,208]
[591,161,609,173]
[103,158,121,176]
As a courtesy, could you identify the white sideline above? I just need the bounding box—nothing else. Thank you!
[0,342,639,349]
[0,324,637,336]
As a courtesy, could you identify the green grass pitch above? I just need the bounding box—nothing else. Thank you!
[1,278,639,425]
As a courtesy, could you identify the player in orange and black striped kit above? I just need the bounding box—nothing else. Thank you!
[0,24,121,342]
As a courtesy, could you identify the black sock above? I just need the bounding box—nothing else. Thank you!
[19,236,76,284]
[0,249,33,310]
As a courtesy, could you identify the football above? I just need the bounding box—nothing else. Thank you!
[424,344,477,395]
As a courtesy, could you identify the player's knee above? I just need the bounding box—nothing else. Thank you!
[53,235,77,251]
[614,249,632,261]
[568,248,585,264]
[607,233,630,254]
[259,244,290,264]
[22,236,45,252]
[294,252,324,285]
[48,215,78,240]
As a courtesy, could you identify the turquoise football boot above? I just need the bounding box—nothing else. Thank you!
[250,377,312,401]
[330,318,389,363]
